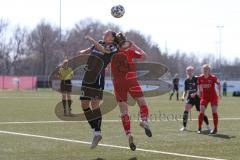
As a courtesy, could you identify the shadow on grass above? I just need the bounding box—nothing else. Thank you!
[91,158,106,160]
[210,134,236,139]
[128,157,137,160]
[185,130,236,139]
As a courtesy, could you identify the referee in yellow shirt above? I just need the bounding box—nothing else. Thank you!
[58,59,74,116]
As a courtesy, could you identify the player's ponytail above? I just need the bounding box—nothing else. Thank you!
[116,32,126,47]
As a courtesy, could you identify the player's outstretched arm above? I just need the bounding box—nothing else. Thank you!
[130,41,147,60]
[77,48,92,55]
[85,35,112,54]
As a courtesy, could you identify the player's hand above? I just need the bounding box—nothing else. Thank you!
[219,94,222,100]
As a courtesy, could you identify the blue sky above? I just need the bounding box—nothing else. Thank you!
[0,0,240,61]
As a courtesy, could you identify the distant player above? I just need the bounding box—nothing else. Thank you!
[111,32,152,151]
[78,30,118,148]
[197,64,221,134]
[223,81,227,96]
[58,59,74,116]
[170,73,179,100]
[180,66,210,131]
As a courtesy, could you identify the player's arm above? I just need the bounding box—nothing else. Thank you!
[131,42,147,60]
[85,35,113,54]
[216,79,222,99]
[197,84,202,97]
[77,47,92,55]
[181,91,187,101]
[181,80,188,100]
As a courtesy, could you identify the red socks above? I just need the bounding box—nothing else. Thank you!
[213,112,218,129]
[121,114,131,135]
[198,112,204,129]
[140,105,149,121]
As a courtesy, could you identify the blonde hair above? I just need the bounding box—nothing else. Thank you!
[202,64,211,70]
[186,66,194,71]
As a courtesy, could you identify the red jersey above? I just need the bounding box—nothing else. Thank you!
[198,74,220,99]
[111,46,144,80]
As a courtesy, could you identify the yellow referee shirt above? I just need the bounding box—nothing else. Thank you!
[59,67,73,80]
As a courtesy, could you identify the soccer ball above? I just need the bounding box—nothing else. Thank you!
[111,5,125,18]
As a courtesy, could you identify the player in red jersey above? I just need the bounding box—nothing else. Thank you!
[197,64,221,134]
[111,33,152,151]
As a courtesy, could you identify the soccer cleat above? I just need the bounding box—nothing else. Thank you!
[63,109,67,116]
[197,128,202,134]
[179,127,187,131]
[128,135,136,151]
[210,128,217,135]
[68,109,73,116]
[140,121,152,137]
[90,134,102,149]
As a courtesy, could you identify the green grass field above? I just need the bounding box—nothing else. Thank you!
[0,90,239,160]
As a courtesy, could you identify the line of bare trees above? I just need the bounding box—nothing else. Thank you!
[0,18,239,79]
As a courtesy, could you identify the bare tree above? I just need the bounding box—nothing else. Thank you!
[9,26,28,75]
[27,20,62,75]
[0,19,11,75]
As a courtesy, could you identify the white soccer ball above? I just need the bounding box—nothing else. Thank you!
[111,5,125,18]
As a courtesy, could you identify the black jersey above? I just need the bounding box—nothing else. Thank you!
[83,40,118,84]
[184,76,198,98]
[90,40,118,69]
[173,78,179,88]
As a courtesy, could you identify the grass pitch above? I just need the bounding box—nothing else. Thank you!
[0,89,239,160]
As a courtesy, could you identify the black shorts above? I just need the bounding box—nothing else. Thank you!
[80,74,105,100]
[173,85,179,91]
[186,96,200,111]
[60,80,72,92]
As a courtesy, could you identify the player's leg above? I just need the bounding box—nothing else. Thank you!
[119,102,131,135]
[113,80,136,151]
[128,78,152,137]
[198,99,208,133]
[195,97,210,131]
[176,88,179,101]
[91,99,102,134]
[67,93,72,115]
[170,89,175,100]
[80,98,102,149]
[119,101,136,151]
[66,80,72,115]
[210,103,218,134]
[81,99,95,129]
[90,99,103,148]
[62,92,67,116]
[135,96,152,137]
[180,103,193,131]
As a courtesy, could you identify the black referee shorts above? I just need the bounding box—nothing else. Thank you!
[60,80,72,92]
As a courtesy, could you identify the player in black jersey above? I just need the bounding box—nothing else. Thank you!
[170,73,179,100]
[180,66,210,131]
[78,30,118,148]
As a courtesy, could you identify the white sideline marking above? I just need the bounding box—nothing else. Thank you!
[0,118,240,125]
[0,130,225,160]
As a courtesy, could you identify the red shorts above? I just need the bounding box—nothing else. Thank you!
[200,97,218,107]
[113,78,144,102]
